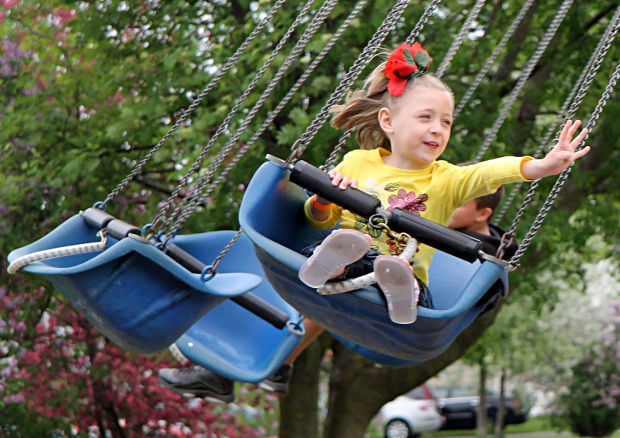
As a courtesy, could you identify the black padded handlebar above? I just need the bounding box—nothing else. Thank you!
[289,160,381,218]
[165,243,290,329]
[80,208,290,329]
[388,209,481,263]
[288,160,482,262]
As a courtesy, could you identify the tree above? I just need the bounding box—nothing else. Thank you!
[0,285,275,437]
[1,2,284,436]
[1,1,618,437]
[555,307,619,437]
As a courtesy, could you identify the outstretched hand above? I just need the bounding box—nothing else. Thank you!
[522,119,590,180]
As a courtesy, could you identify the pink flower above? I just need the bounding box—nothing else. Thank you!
[386,189,428,215]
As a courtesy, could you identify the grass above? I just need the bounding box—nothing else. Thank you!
[423,416,620,437]
[425,416,559,436]
[510,416,619,437]
[367,416,618,438]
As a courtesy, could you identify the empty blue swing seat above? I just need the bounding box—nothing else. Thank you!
[7,214,263,354]
[239,160,509,365]
[172,230,305,383]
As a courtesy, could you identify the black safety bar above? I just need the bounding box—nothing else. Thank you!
[81,208,290,329]
[289,160,482,263]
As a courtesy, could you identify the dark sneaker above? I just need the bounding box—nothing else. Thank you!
[259,364,293,393]
[158,366,235,403]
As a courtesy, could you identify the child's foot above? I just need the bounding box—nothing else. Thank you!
[374,255,420,324]
[299,229,372,288]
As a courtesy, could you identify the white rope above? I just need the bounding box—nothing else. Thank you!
[168,343,190,365]
[7,234,107,274]
[318,238,418,295]
[318,271,377,295]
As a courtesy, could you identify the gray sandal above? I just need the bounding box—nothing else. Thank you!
[374,255,420,324]
[299,229,372,288]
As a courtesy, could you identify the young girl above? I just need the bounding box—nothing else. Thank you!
[299,41,589,324]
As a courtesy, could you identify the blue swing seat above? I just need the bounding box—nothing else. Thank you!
[7,214,263,354]
[238,160,509,365]
[172,230,305,383]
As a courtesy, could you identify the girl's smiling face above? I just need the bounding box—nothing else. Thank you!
[378,84,454,170]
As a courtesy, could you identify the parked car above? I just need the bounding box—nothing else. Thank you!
[377,384,444,438]
[433,385,528,430]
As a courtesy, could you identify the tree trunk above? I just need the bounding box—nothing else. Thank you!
[279,298,506,437]
[477,363,488,438]
[279,336,327,438]
[85,327,127,438]
[494,369,508,438]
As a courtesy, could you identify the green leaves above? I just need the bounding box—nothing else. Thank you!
[414,51,430,69]
[0,1,618,437]
[403,48,416,65]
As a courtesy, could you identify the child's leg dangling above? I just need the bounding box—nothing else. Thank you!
[374,255,420,324]
[299,229,372,288]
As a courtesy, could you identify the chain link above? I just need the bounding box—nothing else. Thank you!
[101,0,287,209]
[509,59,619,269]
[368,215,412,250]
[495,3,620,225]
[200,0,370,211]
[204,229,244,275]
[436,0,487,78]
[159,0,342,241]
[504,5,619,268]
[473,0,575,163]
[405,0,442,44]
[169,0,372,264]
[150,0,318,238]
[453,0,536,119]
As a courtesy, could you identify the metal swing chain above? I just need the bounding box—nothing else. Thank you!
[188,0,371,221]
[161,0,343,241]
[285,0,416,164]
[502,6,620,268]
[100,0,287,209]
[472,0,575,163]
[169,0,371,272]
[453,0,536,119]
[151,0,318,238]
[320,0,443,171]
[206,229,245,275]
[404,0,442,44]
[494,3,620,225]
[508,61,620,270]
[207,1,438,275]
[435,0,488,79]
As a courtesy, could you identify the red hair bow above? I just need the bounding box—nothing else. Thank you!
[385,42,432,97]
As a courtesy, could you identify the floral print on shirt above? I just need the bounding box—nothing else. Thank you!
[354,181,428,255]
[386,189,428,215]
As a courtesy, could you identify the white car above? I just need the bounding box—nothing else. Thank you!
[378,384,444,438]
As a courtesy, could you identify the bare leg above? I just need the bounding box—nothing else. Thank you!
[284,318,324,365]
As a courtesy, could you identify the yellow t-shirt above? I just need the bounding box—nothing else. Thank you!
[305,148,532,284]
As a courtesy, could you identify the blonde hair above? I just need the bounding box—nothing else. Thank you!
[331,60,454,150]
